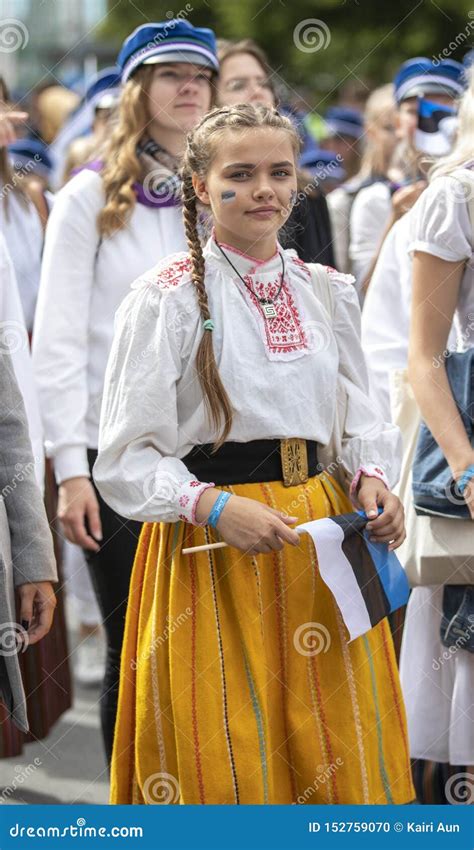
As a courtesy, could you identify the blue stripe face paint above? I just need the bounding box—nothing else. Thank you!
[221,190,236,203]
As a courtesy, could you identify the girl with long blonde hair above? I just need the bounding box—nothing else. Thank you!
[95,103,414,805]
[32,19,218,766]
[402,65,474,783]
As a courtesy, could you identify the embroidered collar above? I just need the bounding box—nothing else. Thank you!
[205,232,282,277]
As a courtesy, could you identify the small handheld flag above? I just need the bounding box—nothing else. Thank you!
[297,510,409,642]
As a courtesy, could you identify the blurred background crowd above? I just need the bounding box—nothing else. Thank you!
[0,0,473,807]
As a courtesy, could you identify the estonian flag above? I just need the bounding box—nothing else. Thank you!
[415,98,457,156]
[297,510,409,642]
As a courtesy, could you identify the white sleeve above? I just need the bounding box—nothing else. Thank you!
[409,173,472,262]
[349,184,391,289]
[0,234,45,489]
[32,172,102,484]
[329,271,402,493]
[93,280,214,523]
[327,188,351,273]
[361,218,411,421]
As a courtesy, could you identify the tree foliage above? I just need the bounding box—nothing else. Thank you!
[101,0,473,106]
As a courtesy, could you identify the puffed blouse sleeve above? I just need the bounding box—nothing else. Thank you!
[93,275,214,523]
[328,270,403,495]
[408,172,472,262]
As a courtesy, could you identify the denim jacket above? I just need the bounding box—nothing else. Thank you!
[412,349,474,518]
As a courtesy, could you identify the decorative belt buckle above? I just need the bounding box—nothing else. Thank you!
[280,438,309,487]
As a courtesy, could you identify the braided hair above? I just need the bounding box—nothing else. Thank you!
[181,103,300,450]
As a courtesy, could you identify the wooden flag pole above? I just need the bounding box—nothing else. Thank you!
[181,540,229,555]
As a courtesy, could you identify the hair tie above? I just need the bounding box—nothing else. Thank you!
[202,319,214,332]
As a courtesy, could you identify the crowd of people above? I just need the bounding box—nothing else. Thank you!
[0,16,472,806]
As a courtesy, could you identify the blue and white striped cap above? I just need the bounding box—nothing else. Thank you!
[118,20,219,84]
[394,57,465,104]
[9,138,53,180]
[324,107,364,140]
[84,67,121,110]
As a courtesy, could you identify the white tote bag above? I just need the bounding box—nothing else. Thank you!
[391,369,473,586]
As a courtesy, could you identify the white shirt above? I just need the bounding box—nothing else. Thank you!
[0,187,44,333]
[93,236,401,524]
[0,233,44,487]
[32,168,187,484]
[362,169,472,421]
[361,214,414,420]
[409,168,474,337]
[349,182,391,289]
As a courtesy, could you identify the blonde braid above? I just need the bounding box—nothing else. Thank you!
[181,171,233,450]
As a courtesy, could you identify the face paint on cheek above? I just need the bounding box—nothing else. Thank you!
[221,190,237,203]
[290,189,297,207]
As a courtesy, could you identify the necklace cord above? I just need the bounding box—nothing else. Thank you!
[215,240,285,305]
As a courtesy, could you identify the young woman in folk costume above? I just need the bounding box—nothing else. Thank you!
[32,20,219,766]
[94,104,415,805]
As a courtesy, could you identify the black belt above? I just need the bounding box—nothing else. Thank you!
[182,438,319,486]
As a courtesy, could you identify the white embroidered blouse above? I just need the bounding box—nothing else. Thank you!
[93,236,401,523]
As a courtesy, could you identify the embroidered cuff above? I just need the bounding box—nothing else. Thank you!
[176,479,215,525]
[349,464,389,502]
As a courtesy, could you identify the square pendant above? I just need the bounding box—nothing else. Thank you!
[262,301,277,319]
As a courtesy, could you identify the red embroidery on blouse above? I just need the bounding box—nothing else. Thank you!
[291,256,312,280]
[179,494,190,507]
[178,513,188,522]
[244,276,307,354]
[155,256,192,290]
[189,480,201,488]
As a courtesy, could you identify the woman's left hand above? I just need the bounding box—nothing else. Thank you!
[355,475,406,551]
[16,581,57,647]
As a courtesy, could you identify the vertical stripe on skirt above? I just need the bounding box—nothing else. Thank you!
[110,473,415,805]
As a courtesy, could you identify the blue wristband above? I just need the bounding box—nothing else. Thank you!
[207,491,231,528]
[457,464,474,495]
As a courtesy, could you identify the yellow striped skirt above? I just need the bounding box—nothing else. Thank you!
[110,473,415,805]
